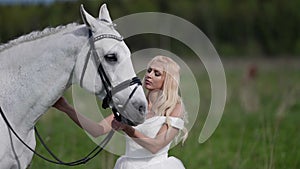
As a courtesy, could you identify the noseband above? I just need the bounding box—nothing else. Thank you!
[85,29,142,126]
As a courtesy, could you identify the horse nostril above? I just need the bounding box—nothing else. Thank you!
[133,101,146,114]
[138,105,146,113]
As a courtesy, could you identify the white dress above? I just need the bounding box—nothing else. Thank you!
[113,116,185,169]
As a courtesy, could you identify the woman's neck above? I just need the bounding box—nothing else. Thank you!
[146,90,163,118]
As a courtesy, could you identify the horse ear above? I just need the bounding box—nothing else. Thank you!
[98,4,112,23]
[80,4,97,31]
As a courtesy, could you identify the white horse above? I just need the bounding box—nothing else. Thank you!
[0,4,147,169]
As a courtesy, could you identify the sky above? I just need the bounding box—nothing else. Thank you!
[0,0,76,5]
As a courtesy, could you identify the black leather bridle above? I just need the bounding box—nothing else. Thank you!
[84,29,143,126]
[0,28,143,166]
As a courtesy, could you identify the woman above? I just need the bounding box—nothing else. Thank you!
[53,55,188,169]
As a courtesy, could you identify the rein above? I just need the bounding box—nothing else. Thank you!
[0,106,114,166]
[0,29,142,166]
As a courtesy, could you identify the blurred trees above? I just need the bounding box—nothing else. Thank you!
[0,0,299,57]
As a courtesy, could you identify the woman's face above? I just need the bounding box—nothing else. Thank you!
[144,62,165,91]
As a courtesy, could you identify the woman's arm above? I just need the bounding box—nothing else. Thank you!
[122,122,179,154]
[53,97,114,137]
[112,103,183,154]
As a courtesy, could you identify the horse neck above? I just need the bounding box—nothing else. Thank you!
[0,25,88,131]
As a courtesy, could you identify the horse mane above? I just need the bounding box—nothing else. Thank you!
[0,23,79,52]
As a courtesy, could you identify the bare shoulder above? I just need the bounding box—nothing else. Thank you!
[170,102,184,118]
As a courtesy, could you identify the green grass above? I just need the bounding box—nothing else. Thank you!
[29,67,300,169]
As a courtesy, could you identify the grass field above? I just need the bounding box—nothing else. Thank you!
[29,59,300,169]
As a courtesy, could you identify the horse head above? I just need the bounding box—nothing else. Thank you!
[73,4,147,125]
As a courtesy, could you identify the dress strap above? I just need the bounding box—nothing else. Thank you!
[166,117,184,130]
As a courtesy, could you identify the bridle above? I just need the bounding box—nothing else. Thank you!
[0,27,143,166]
[83,29,142,126]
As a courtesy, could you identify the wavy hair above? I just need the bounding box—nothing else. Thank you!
[145,55,188,143]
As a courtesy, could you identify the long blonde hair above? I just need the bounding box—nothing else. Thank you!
[146,55,188,142]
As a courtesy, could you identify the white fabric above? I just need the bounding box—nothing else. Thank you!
[114,116,185,169]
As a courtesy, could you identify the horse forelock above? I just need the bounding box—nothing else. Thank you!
[0,23,79,52]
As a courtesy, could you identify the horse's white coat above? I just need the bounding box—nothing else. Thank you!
[0,4,146,169]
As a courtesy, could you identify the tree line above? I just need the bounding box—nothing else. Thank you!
[0,0,299,57]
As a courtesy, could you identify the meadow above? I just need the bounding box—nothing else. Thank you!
[29,58,300,169]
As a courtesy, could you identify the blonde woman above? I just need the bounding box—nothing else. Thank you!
[53,55,188,169]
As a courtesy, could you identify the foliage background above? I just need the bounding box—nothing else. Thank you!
[0,0,299,169]
[1,0,300,57]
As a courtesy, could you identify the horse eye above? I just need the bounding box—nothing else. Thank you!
[104,54,118,62]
